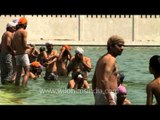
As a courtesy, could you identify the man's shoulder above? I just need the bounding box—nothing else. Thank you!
[146,80,155,89]
[52,50,58,53]
[70,56,75,61]
[84,56,91,60]
[102,54,116,61]
[150,79,160,87]
[17,28,27,33]
[5,31,12,35]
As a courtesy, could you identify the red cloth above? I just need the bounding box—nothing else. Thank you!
[18,17,27,24]
[60,45,72,51]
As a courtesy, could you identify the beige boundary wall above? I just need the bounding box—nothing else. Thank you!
[0,15,160,46]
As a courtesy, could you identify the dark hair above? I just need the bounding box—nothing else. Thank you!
[16,24,27,30]
[119,72,125,83]
[45,42,53,47]
[149,55,160,74]
[62,50,69,57]
[39,47,45,52]
[117,72,125,86]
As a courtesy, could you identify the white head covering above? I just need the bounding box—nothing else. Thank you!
[6,21,17,28]
[12,18,19,25]
[77,74,83,79]
[75,47,84,54]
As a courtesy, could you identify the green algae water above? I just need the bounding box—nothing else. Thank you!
[0,46,159,105]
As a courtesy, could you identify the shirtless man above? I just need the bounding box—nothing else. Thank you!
[0,21,16,84]
[27,44,40,63]
[57,45,72,76]
[11,18,19,81]
[37,46,46,66]
[67,47,91,89]
[92,35,124,105]
[43,42,59,81]
[146,55,160,105]
[12,17,32,86]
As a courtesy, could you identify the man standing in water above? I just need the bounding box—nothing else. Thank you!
[146,55,160,105]
[67,47,91,89]
[12,17,32,86]
[92,35,125,105]
[0,21,17,84]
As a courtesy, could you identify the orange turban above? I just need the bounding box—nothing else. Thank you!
[18,17,27,25]
[60,45,72,51]
[31,61,41,67]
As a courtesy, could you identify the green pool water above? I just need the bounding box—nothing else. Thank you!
[0,46,159,105]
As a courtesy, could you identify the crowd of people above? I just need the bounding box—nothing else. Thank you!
[0,17,159,105]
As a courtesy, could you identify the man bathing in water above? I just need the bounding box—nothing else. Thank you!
[0,21,16,84]
[92,35,125,105]
[146,55,160,105]
[12,17,32,86]
[67,47,91,89]
[43,42,59,81]
[57,45,72,76]
[117,72,132,105]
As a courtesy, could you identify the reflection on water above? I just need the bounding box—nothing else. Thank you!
[0,85,28,104]
[0,46,159,105]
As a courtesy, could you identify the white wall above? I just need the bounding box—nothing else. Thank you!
[0,15,160,45]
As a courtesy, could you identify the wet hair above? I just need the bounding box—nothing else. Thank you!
[16,24,27,30]
[107,35,124,51]
[39,47,45,52]
[45,42,53,47]
[119,72,125,83]
[62,50,69,57]
[118,72,125,86]
[149,55,160,74]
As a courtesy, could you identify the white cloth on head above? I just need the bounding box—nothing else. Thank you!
[77,74,83,79]
[75,47,84,54]
[12,18,19,25]
[6,21,17,28]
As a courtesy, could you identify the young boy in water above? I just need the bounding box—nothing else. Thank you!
[117,72,132,105]
[146,55,160,105]
[67,72,89,89]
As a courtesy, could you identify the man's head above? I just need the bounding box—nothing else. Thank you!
[117,84,127,100]
[117,84,127,104]
[60,45,72,57]
[107,35,124,56]
[149,55,160,74]
[75,47,84,54]
[61,45,72,51]
[45,42,53,52]
[75,47,84,60]
[17,17,28,29]
[18,17,27,24]
[39,46,45,52]
[6,21,17,32]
